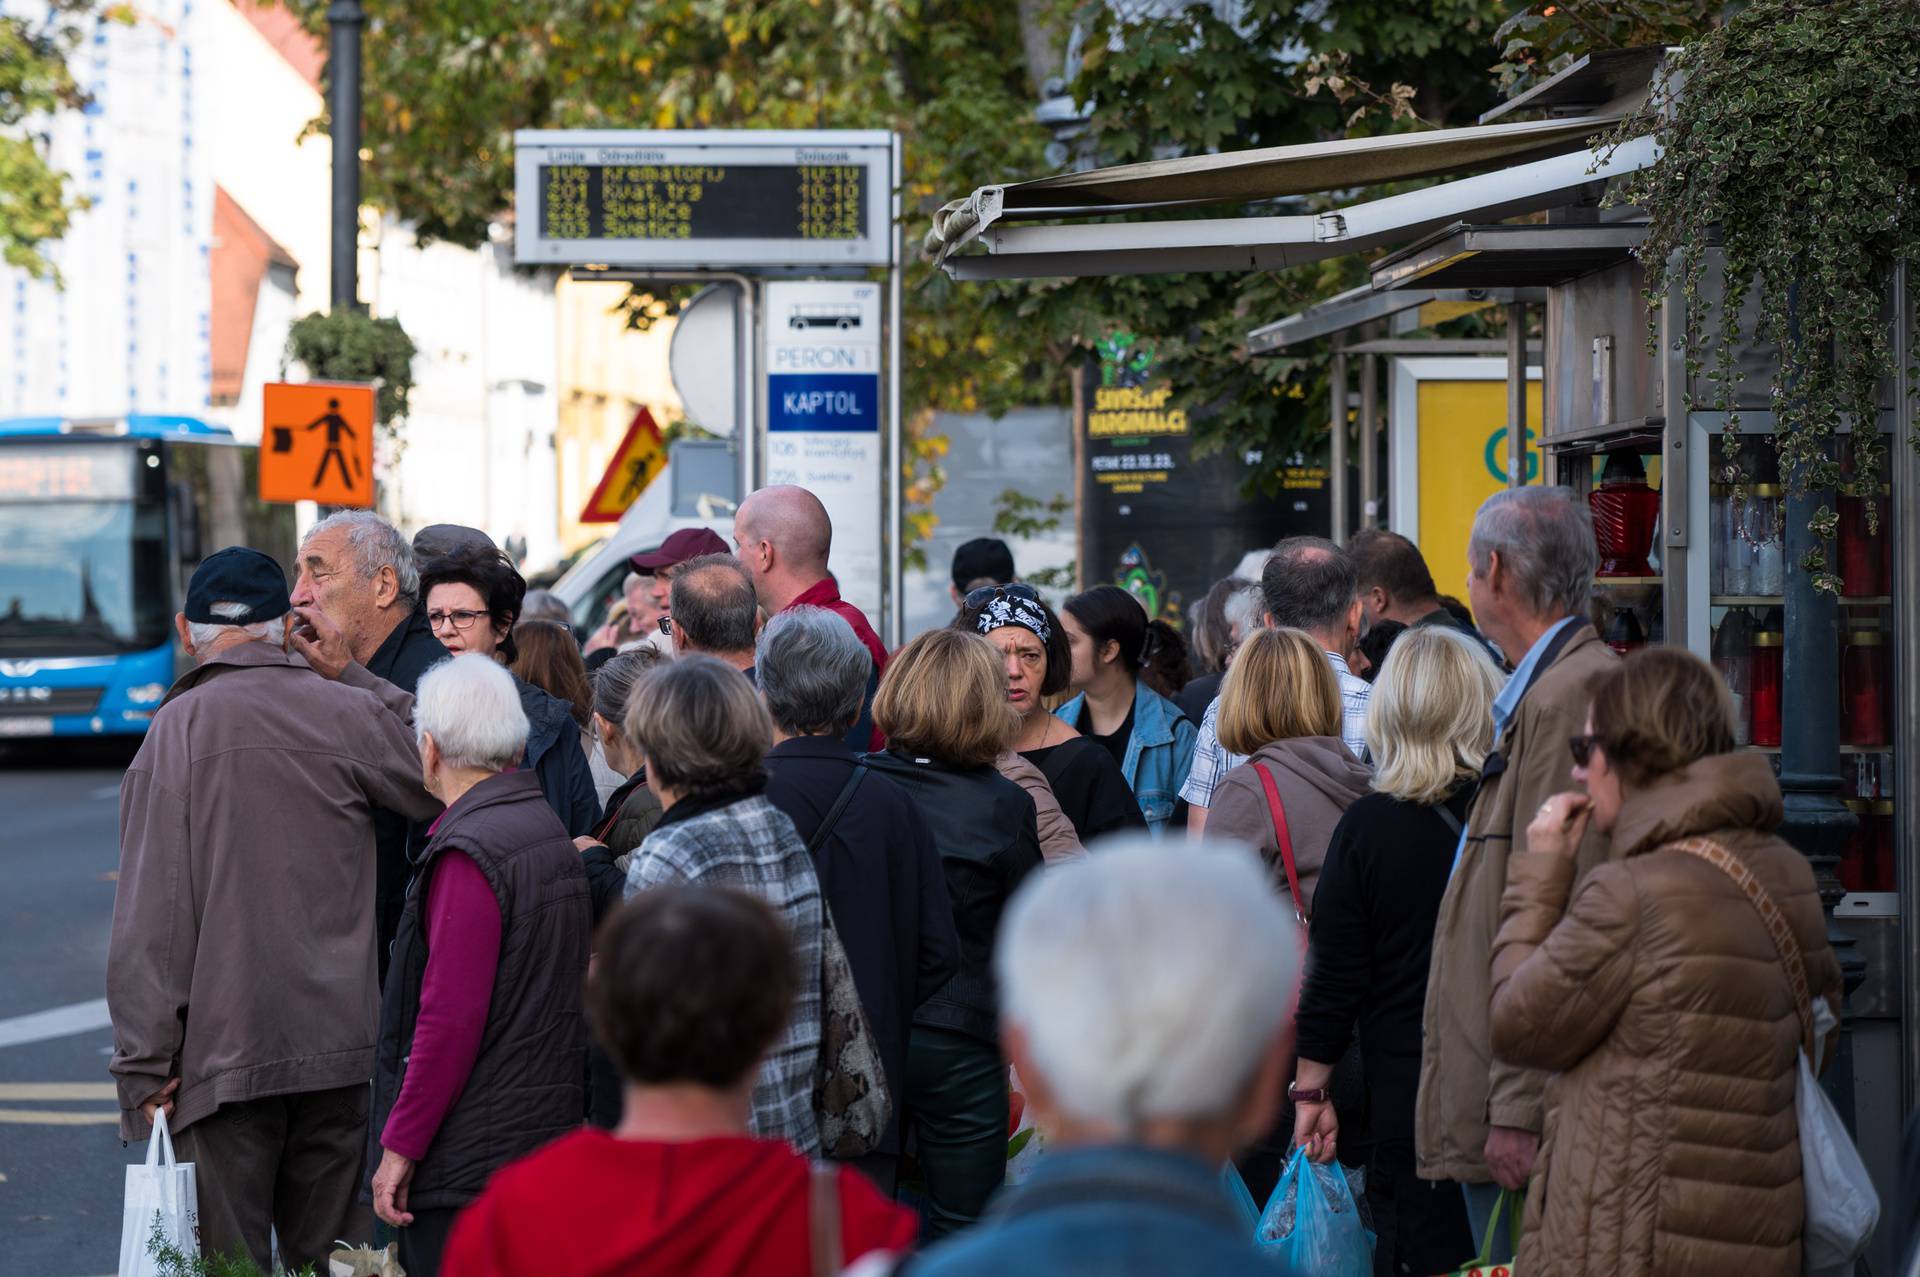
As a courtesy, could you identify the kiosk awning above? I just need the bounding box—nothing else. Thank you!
[925,113,1629,268]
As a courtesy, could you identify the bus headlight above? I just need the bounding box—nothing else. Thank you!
[125,682,167,705]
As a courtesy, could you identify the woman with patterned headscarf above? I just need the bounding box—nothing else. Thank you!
[954,585,1145,847]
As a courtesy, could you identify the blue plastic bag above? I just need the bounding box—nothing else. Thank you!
[1258,1148,1375,1276]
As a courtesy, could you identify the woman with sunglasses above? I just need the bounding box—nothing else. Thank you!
[421,547,601,838]
[1053,585,1197,833]
[1487,647,1842,1277]
[955,584,1145,847]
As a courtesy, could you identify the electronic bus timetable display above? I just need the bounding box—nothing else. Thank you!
[514,131,895,268]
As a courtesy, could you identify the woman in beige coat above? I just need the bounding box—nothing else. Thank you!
[1490,647,1842,1276]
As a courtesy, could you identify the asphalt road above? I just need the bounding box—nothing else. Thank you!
[0,739,142,1277]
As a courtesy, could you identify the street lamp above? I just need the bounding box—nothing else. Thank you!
[328,0,364,311]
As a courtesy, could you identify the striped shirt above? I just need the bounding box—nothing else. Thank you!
[1179,650,1370,807]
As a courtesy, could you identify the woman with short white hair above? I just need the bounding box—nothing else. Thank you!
[1289,625,1504,1276]
[366,653,593,1277]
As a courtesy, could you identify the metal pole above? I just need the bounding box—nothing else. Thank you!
[327,1,364,311]
[1506,302,1527,487]
[1776,289,1864,1123]
[1359,352,1379,530]
[885,136,904,649]
[1329,345,1348,544]
[1893,261,1918,1110]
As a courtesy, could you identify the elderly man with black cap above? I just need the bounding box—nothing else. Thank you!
[107,547,440,1276]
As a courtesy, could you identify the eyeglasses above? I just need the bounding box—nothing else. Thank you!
[963,582,1039,610]
[427,608,489,633]
[1568,733,1605,767]
[658,615,674,635]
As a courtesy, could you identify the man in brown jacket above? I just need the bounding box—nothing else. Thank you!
[107,547,438,1273]
[1414,487,1616,1255]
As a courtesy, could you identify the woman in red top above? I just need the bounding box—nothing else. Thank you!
[442,885,917,1276]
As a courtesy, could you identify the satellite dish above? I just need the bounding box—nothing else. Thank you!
[668,285,740,438]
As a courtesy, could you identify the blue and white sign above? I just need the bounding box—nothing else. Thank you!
[765,280,884,619]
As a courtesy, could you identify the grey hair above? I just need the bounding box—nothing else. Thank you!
[625,653,771,800]
[305,510,420,604]
[996,836,1300,1133]
[623,571,646,595]
[415,652,528,772]
[1467,486,1597,619]
[670,554,759,654]
[1260,536,1358,633]
[592,646,666,723]
[1222,582,1263,642]
[757,606,872,737]
[187,600,278,652]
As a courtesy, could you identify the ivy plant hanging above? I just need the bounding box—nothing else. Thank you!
[1606,0,1920,592]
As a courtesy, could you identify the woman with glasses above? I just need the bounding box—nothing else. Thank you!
[421,548,600,838]
[954,585,1145,847]
[1052,585,1197,833]
[1487,647,1842,1277]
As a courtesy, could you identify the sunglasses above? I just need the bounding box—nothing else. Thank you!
[1568,733,1605,767]
[658,615,674,635]
[963,582,1039,610]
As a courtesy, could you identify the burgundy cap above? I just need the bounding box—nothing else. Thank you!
[630,526,730,571]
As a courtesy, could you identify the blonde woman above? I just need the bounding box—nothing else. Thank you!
[865,628,1043,1238]
[1203,627,1373,914]
[1290,626,1504,1276]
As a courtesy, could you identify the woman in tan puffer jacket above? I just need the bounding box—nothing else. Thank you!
[1489,647,1842,1276]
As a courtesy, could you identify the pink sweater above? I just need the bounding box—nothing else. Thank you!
[379,850,502,1161]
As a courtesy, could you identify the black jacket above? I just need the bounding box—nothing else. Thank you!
[515,677,601,839]
[366,609,449,979]
[1175,670,1222,726]
[766,736,961,1157]
[369,769,591,1210]
[862,748,1041,1045]
[1294,783,1475,1143]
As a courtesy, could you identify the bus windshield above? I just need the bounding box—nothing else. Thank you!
[0,500,171,656]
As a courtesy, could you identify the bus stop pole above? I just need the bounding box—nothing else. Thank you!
[1329,345,1349,544]
[886,137,905,649]
[328,1,363,310]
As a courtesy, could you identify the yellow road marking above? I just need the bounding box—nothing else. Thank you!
[0,1108,119,1125]
[0,1083,119,1100]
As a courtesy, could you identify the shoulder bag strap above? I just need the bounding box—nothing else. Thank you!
[809,1160,844,1277]
[1666,836,1816,1055]
[1430,798,1464,839]
[1251,762,1305,921]
[806,763,870,858]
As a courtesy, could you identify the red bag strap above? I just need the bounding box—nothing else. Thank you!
[1252,762,1305,921]
[1665,836,1815,1056]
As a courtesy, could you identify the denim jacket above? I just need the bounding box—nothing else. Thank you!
[1055,682,1196,832]
[906,1144,1278,1277]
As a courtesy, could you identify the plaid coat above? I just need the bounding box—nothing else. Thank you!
[624,793,823,1153]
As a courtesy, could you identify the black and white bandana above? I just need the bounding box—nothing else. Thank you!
[974,592,1052,643]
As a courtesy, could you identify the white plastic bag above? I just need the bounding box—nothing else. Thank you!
[119,1108,198,1277]
[1800,997,1879,1276]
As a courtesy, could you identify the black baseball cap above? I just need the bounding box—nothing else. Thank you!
[951,537,1015,591]
[185,547,290,625]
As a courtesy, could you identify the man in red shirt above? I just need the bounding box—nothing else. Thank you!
[441,886,915,1277]
[734,485,888,749]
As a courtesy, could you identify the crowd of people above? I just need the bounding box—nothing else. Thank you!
[105,480,1865,1276]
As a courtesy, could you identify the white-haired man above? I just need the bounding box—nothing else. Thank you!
[1417,486,1615,1259]
[108,547,439,1275]
[289,509,447,974]
[911,837,1302,1275]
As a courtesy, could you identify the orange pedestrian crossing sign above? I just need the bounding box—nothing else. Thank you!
[582,408,666,524]
[260,381,377,507]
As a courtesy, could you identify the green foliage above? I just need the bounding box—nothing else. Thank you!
[284,309,419,437]
[1491,1,1718,96]
[1606,0,1920,592]
[0,2,130,280]
[1004,0,1510,487]
[145,1219,316,1277]
[992,487,1075,589]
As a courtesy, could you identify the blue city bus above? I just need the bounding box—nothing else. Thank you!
[0,416,295,738]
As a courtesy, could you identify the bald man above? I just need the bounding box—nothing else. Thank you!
[734,485,887,749]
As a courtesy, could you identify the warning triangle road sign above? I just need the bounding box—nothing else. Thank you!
[581,408,667,523]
